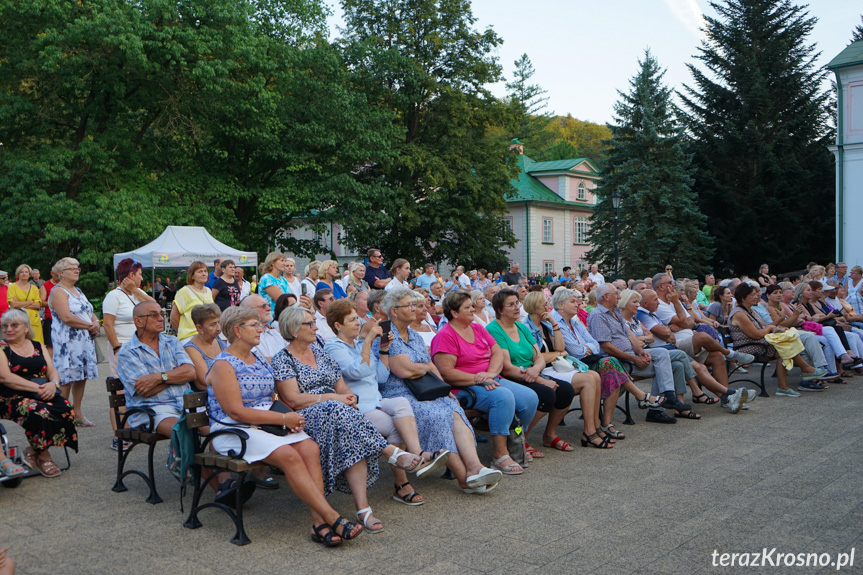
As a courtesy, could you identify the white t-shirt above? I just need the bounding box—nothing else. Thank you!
[238,280,251,301]
[102,288,142,344]
[588,272,605,286]
[315,311,336,342]
[458,273,471,289]
[384,279,412,292]
[301,277,317,298]
[655,299,694,338]
[285,276,301,297]
[254,328,287,360]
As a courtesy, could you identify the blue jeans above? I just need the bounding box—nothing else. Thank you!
[461,377,539,436]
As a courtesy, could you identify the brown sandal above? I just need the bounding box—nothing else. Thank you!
[37,458,62,478]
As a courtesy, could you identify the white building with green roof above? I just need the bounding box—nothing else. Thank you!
[504,140,599,278]
[828,40,863,267]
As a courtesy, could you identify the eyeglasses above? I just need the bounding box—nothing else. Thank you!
[393,303,417,310]
[64,267,80,272]
[240,322,264,330]
[300,320,316,327]
[253,302,271,309]
[504,301,522,309]
[2,322,24,330]
[135,311,162,320]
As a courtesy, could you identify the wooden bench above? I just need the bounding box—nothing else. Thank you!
[106,377,169,504]
[181,391,266,546]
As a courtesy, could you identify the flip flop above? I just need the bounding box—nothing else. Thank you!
[0,458,28,478]
[525,444,545,459]
[22,448,37,470]
[74,417,97,428]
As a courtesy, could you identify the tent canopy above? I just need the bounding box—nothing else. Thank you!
[113,226,258,269]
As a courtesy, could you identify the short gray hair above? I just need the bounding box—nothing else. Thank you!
[382,287,413,317]
[367,289,386,314]
[596,283,617,303]
[651,273,669,291]
[409,290,425,305]
[0,309,35,339]
[278,306,314,341]
[470,290,484,307]
[220,306,260,343]
[551,288,578,311]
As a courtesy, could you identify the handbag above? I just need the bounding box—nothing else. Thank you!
[404,372,451,401]
[260,401,292,436]
[552,356,589,373]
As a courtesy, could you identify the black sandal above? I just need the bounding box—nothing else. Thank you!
[691,393,719,405]
[674,409,702,420]
[330,516,362,540]
[311,524,342,547]
[580,432,613,449]
[392,481,424,506]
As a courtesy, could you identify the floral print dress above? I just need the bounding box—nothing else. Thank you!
[0,340,78,452]
[271,346,387,496]
[50,287,98,384]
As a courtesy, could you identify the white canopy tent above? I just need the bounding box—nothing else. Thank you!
[113,226,258,270]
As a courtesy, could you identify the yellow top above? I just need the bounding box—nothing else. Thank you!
[7,282,44,344]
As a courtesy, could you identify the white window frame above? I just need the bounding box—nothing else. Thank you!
[543,260,555,275]
[573,216,589,245]
[542,217,553,244]
[577,182,586,201]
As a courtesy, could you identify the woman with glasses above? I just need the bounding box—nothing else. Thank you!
[0,309,77,477]
[46,257,99,427]
[7,264,44,344]
[379,288,502,493]
[206,306,363,547]
[272,306,424,534]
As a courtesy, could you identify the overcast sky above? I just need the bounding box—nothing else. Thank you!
[328,0,861,125]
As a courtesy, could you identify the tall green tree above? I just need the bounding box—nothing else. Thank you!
[338,0,517,269]
[679,0,834,275]
[852,15,863,42]
[586,50,712,280]
[0,0,399,281]
[505,54,553,152]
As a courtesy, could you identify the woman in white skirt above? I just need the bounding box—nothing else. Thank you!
[206,306,363,547]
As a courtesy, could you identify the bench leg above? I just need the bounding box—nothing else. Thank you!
[183,467,205,530]
[112,439,129,493]
[617,390,635,425]
[230,471,251,546]
[145,442,163,505]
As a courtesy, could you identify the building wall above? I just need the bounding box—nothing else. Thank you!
[835,63,863,267]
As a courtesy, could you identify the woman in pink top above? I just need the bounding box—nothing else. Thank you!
[431,292,539,476]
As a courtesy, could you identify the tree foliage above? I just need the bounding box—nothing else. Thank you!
[853,15,863,42]
[679,0,834,275]
[338,0,517,269]
[0,0,401,284]
[586,50,712,280]
[505,53,553,153]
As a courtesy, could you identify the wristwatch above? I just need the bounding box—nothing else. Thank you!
[161,373,168,383]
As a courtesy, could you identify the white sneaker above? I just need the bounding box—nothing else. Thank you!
[724,391,743,414]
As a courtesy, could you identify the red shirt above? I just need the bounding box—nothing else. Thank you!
[0,285,8,316]
[42,280,56,319]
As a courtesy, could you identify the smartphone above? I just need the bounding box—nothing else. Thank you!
[379,320,391,339]
[301,282,307,296]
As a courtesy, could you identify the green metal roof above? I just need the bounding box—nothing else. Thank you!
[509,154,568,204]
[524,157,591,172]
[828,40,863,70]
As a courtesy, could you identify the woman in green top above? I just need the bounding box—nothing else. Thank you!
[486,289,611,452]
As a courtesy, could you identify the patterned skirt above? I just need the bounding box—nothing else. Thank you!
[592,357,630,399]
[0,389,78,453]
[299,399,388,496]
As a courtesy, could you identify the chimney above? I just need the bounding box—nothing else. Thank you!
[509,138,524,155]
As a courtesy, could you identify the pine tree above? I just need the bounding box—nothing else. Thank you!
[852,15,863,42]
[506,54,552,151]
[680,0,834,275]
[586,50,712,280]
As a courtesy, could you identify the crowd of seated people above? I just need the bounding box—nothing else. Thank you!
[4,252,861,550]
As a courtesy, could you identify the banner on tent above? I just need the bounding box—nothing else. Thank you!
[151,252,257,267]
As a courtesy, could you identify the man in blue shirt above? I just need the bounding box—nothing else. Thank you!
[415,263,438,291]
[205,258,224,288]
[117,301,195,436]
[363,248,393,289]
